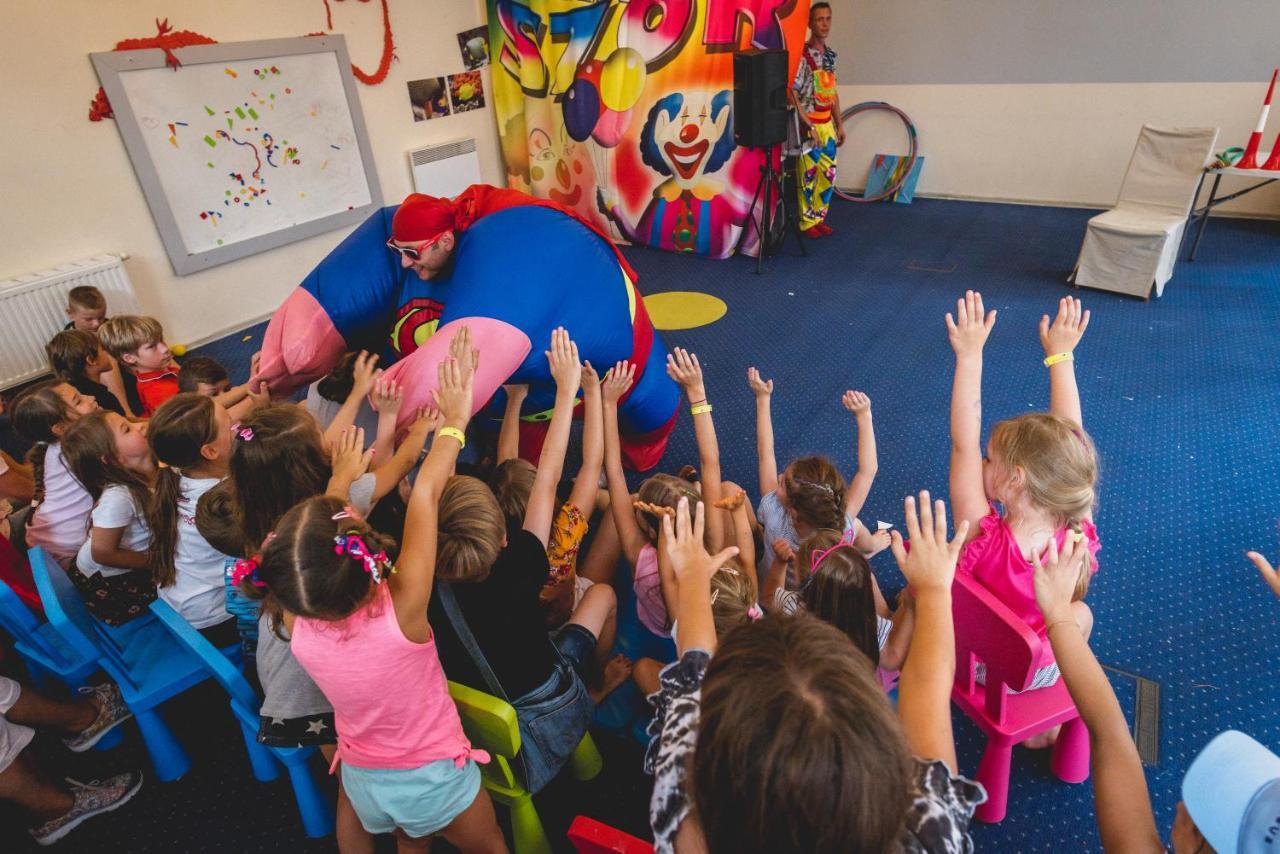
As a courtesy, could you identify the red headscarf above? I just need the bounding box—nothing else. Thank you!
[392,185,638,283]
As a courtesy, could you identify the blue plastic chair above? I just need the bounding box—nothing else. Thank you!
[150,600,336,838]
[29,547,223,782]
[0,577,99,689]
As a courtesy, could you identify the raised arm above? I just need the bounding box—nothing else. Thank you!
[496,384,528,464]
[1033,537,1163,853]
[322,351,380,450]
[747,368,778,498]
[841,390,878,521]
[946,291,997,542]
[370,406,438,504]
[668,349,724,550]
[1039,296,1091,430]
[567,363,604,516]
[891,492,968,772]
[326,427,373,500]
[602,361,646,564]
[391,328,475,636]
[664,498,739,656]
[715,487,757,587]
[368,376,404,472]
[525,328,581,547]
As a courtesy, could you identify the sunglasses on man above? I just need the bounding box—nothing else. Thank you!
[385,235,443,261]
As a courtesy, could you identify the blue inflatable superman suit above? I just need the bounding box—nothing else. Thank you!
[255,185,679,470]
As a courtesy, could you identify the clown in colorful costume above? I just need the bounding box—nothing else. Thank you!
[256,185,679,470]
[788,2,845,236]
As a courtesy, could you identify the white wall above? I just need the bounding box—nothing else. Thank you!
[834,81,1280,216]
[0,0,504,347]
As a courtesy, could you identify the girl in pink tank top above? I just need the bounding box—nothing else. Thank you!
[257,330,506,850]
[946,293,1101,714]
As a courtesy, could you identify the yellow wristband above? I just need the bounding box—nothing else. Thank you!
[690,403,713,416]
[437,426,466,448]
[1043,352,1074,367]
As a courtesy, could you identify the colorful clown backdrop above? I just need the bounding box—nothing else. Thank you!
[488,0,811,259]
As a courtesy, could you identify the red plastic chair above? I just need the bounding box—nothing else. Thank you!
[568,817,654,854]
[950,573,1090,823]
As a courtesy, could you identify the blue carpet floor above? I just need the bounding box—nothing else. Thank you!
[6,198,1278,851]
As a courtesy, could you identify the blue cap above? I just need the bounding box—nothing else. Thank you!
[1183,730,1280,854]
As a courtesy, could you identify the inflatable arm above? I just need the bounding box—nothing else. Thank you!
[256,207,404,395]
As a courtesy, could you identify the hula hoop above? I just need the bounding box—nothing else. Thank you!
[833,101,919,203]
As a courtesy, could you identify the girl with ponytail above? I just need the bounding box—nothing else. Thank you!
[62,411,157,625]
[146,393,238,645]
[11,381,99,568]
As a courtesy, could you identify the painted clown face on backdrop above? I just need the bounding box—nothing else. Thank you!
[650,91,732,190]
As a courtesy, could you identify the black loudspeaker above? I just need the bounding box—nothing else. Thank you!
[733,49,789,148]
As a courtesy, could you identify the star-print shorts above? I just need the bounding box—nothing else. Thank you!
[258,712,337,747]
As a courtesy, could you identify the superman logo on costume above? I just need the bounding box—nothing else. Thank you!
[391,297,445,357]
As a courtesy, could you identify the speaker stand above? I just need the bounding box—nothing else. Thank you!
[737,144,806,275]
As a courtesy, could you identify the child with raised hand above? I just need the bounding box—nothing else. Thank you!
[492,348,609,633]
[601,361,698,639]
[61,412,157,625]
[228,401,433,558]
[748,367,890,601]
[436,329,627,720]
[257,332,506,852]
[146,393,239,644]
[646,493,983,854]
[11,381,100,569]
[947,291,1100,704]
[1031,533,1164,853]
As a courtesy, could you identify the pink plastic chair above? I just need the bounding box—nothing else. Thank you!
[950,573,1090,823]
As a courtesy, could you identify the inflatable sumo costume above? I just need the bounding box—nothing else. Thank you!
[255,185,679,470]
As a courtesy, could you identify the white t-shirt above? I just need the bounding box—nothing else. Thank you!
[304,383,380,447]
[157,475,231,629]
[25,443,93,568]
[76,485,152,579]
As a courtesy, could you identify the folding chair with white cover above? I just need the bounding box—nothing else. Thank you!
[1070,125,1219,299]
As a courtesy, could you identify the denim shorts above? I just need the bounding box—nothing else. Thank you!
[341,757,481,838]
[552,623,597,682]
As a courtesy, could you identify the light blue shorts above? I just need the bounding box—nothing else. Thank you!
[341,757,482,838]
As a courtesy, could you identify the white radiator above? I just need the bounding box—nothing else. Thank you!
[409,138,482,199]
[0,254,142,390]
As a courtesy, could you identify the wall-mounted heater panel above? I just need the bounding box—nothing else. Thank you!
[409,139,481,199]
[0,255,142,390]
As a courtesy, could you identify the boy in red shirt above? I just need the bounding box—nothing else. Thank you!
[98,315,179,416]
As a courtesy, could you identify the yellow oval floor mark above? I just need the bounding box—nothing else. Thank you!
[643,291,727,331]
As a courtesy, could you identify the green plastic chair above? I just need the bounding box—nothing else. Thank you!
[448,681,603,854]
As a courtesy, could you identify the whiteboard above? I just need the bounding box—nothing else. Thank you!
[93,37,382,275]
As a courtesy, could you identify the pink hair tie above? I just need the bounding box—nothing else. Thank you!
[747,603,764,621]
[237,427,254,441]
[231,556,265,588]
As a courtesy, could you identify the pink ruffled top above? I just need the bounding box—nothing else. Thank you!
[956,504,1100,667]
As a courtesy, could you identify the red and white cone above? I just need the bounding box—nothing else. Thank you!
[1262,130,1280,170]
[1238,68,1278,170]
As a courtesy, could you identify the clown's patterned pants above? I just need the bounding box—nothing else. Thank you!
[797,119,838,230]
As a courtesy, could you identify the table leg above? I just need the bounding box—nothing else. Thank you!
[1178,171,1207,260]
[1188,173,1221,262]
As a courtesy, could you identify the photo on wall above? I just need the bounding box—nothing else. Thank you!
[407,77,451,122]
[448,71,485,113]
[456,26,489,70]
